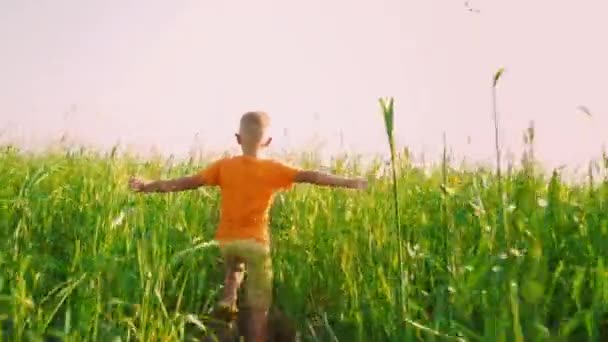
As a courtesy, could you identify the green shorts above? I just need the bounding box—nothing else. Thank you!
[219,239,273,309]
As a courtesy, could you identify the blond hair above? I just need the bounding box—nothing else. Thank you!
[239,111,270,144]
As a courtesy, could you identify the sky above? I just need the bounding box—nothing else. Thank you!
[1,0,607,171]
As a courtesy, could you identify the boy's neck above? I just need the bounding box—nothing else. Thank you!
[241,147,261,158]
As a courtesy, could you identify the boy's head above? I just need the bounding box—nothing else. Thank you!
[235,111,272,152]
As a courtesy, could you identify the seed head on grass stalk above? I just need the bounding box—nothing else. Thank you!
[379,97,406,319]
[492,67,509,247]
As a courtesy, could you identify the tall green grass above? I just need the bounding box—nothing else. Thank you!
[1,137,607,341]
[1,94,608,340]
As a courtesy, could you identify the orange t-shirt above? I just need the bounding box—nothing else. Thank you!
[195,155,300,246]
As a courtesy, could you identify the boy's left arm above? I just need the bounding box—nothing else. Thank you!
[129,175,204,193]
[130,159,222,193]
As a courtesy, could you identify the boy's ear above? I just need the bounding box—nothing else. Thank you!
[261,137,272,147]
[235,133,241,145]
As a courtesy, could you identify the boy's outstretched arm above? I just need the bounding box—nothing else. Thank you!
[129,175,205,193]
[293,170,367,189]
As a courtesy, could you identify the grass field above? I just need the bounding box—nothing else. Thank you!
[1,129,608,341]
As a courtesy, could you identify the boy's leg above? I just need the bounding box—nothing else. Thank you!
[204,246,246,341]
[242,243,273,342]
[216,243,246,320]
[219,255,245,310]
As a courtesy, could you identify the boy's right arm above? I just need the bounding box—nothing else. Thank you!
[293,170,367,189]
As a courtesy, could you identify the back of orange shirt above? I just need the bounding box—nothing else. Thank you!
[196,155,300,246]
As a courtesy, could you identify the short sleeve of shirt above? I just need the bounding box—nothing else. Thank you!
[196,159,223,186]
[267,160,300,190]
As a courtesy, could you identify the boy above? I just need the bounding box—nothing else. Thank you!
[129,111,367,341]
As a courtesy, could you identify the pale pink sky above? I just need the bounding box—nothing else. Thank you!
[1,0,607,170]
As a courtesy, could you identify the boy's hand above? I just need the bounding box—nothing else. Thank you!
[348,178,368,190]
[129,177,146,192]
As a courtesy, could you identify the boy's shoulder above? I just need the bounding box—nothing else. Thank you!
[208,155,299,171]
[210,154,241,164]
[259,157,297,167]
